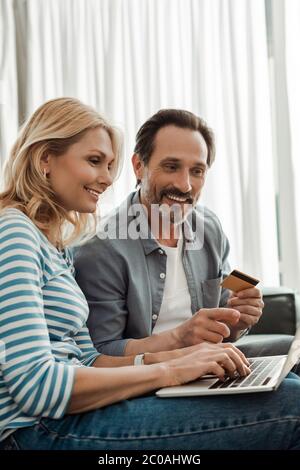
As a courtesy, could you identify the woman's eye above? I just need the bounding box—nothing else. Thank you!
[89,158,100,165]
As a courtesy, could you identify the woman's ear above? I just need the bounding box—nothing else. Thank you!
[40,153,52,175]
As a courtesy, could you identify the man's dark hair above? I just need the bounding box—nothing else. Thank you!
[134,109,215,167]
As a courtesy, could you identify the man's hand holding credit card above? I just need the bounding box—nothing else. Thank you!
[171,270,264,347]
[221,270,264,336]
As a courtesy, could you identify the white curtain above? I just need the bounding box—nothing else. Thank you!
[0,0,19,180]
[188,0,279,286]
[277,0,300,290]
[2,0,281,286]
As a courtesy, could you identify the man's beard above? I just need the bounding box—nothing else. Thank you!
[143,186,195,225]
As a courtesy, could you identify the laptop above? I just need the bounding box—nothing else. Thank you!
[156,326,300,397]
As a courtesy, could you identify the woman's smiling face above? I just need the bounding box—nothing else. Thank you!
[45,127,115,213]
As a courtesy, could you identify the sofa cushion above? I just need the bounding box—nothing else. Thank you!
[249,287,300,335]
[237,334,294,357]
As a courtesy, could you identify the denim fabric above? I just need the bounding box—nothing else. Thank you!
[1,374,300,450]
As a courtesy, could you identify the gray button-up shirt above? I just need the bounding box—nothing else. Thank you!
[74,191,231,355]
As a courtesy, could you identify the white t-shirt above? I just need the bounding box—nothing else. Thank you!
[152,235,193,334]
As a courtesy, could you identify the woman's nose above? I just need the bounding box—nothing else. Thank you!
[97,167,113,189]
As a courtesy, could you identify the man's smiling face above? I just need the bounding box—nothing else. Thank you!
[133,125,208,222]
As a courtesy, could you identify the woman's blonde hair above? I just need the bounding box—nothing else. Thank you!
[0,97,123,247]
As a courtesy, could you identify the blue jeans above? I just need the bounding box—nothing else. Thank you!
[2,374,300,450]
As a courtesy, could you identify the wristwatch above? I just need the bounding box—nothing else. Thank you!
[237,327,251,340]
[134,353,145,366]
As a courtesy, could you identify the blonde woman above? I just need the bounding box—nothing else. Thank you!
[0,98,300,450]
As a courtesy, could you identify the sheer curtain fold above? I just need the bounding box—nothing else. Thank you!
[0,0,18,175]
[281,0,300,289]
[1,0,284,285]
[192,0,279,284]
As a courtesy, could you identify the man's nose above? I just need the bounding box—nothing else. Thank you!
[174,170,192,194]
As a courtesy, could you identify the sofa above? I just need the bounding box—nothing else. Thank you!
[236,286,300,357]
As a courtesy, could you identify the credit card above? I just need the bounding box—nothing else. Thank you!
[220,269,260,292]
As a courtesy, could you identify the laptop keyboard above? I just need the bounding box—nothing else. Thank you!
[209,356,283,390]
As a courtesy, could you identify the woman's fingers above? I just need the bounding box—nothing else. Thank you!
[221,343,250,366]
[194,348,251,377]
[205,362,226,381]
[194,341,250,368]
[209,352,240,378]
[220,349,250,376]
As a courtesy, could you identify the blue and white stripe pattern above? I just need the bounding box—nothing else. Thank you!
[0,208,100,441]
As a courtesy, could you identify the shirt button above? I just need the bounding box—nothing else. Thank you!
[152,314,158,321]
[160,272,166,279]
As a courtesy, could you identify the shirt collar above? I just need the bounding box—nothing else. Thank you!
[129,191,160,256]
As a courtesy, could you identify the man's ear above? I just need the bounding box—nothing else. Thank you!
[132,154,145,183]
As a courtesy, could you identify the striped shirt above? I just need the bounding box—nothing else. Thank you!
[0,208,100,441]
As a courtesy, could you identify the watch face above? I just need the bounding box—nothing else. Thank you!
[134,354,145,365]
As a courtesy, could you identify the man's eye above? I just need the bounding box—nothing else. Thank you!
[192,168,205,176]
[165,165,177,171]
